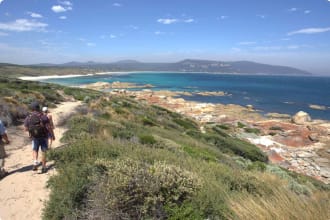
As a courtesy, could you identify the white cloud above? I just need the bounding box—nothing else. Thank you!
[0,31,8,36]
[100,34,118,39]
[238,41,256,45]
[288,27,330,35]
[60,1,72,6]
[87,42,96,47]
[51,2,72,13]
[157,18,178,24]
[113,3,122,7]
[289,8,297,12]
[0,19,48,32]
[184,18,194,23]
[219,16,228,20]
[157,18,194,24]
[52,5,66,13]
[128,25,139,30]
[28,12,43,18]
[287,45,300,50]
[257,15,266,19]
[254,46,282,51]
[59,16,67,19]
[304,10,311,14]
[0,0,4,4]
[154,31,165,35]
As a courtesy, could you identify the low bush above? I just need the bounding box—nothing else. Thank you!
[244,127,260,134]
[173,118,198,130]
[183,145,217,162]
[88,159,202,219]
[237,122,245,128]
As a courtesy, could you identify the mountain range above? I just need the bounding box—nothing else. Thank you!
[34,59,311,75]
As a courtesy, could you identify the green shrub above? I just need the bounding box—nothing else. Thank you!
[237,122,245,128]
[222,172,272,196]
[212,126,230,137]
[244,127,260,134]
[216,124,230,130]
[269,126,283,131]
[288,181,311,196]
[142,116,157,126]
[183,145,217,162]
[43,163,94,219]
[62,116,99,141]
[247,161,267,172]
[173,118,198,130]
[139,134,157,145]
[90,159,202,219]
[63,87,100,101]
[114,107,126,114]
[165,202,204,220]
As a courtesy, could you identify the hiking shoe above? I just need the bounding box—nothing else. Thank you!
[32,165,38,171]
[41,167,47,174]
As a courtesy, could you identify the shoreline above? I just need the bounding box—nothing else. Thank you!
[18,71,328,82]
[114,89,330,184]
[18,74,330,121]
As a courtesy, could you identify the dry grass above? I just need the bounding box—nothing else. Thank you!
[229,173,330,220]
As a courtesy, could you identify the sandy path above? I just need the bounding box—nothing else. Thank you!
[0,101,82,220]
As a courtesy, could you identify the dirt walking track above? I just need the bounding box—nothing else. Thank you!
[0,101,81,220]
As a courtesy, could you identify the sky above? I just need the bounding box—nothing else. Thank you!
[0,0,330,74]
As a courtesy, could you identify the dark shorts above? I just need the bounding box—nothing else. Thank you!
[32,138,48,152]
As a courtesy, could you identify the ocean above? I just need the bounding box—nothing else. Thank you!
[43,72,330,120]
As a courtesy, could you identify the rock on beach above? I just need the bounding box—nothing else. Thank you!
[292,111,311,125]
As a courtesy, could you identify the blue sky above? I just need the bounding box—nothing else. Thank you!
[0,0,330,74]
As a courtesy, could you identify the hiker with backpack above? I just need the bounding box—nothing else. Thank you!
[42,106,55,148]
[0,119,10,179]
[24,101,55,173]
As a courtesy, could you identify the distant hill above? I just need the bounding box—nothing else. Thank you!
[0,59,311,77]
[35,59,311,75]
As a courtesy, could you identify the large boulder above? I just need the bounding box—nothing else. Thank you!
[292,111,311,125]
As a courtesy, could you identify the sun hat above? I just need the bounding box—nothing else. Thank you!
[42,106,48,112]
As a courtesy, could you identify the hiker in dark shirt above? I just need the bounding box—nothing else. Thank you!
[42,106,55,148]
[24,101,55,173]
[0,119,10,179]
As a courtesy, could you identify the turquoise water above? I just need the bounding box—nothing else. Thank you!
[44,72,330,120]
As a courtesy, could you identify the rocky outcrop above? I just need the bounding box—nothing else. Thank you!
[114,89,330,184]
[83,81,154,90]
[292,111,311,125]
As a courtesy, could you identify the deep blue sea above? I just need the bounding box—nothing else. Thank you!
[43,72,330,120]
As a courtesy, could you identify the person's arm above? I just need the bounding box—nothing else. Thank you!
[49,114,55,129]
[43,116,55,140]
[1,133,10,144]
[47,123,55,140]
[23,116,29,132]
[0,122,10,144]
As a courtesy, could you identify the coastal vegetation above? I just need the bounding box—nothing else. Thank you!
[0,76,329,219]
